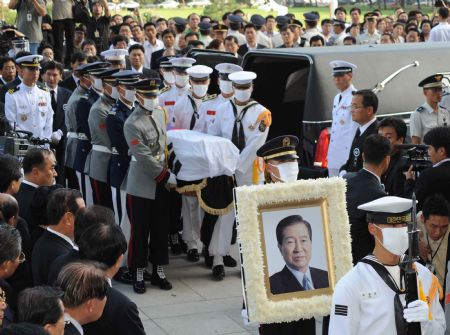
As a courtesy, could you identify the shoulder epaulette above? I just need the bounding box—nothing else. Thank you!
[202,94,217,102]
[7,85,19,94]
[37,82,48,92]
[416,106,425,113]
[439,105,448,111]
[160,86,171,94]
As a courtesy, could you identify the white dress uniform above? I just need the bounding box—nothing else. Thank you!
[196,94,230,133]
[327,61,359,176]
[5,81,53,140]
[330,196,446,335]
[208,71,270,187]
[159,85,190,129]
[227,29,246,45]
[257,31,272,48]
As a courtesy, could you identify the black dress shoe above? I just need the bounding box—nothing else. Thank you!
[114,268,133,285]
[169,233,183,255]
[150,274,173,290]
[212,265,225,281]
[133,280,146,294]
[187,249,200,262]
[223,255,237,267]
[204,249,213,268]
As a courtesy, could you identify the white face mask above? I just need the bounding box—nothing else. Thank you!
[125,89,136,103]
[110,86,119,100]
[93,78,103,91]
[269,162,299,183]
[163,71,175,85]
[219,79,233,95]
[234,88,252,102]
[192,84,208,98]
[375,225,409,256]
[175,74,189,87]
[143,96,159,111]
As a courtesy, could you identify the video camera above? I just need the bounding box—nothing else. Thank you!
[395,144,432,172]
[0,130,50,157]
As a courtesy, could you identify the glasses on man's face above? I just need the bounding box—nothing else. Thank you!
[16,251,26,264]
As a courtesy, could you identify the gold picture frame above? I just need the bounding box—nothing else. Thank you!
[235,178,352,324]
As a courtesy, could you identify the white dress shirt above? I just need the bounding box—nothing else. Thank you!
[144,39,164,68]
[428,21,450,42]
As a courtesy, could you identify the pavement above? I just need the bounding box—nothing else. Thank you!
[115,245,259,335]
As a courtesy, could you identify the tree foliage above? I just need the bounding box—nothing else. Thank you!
[203,0,239,20]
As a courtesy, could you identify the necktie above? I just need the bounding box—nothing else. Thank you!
[50,90,57,112]
[338,94,342,103]
[355,128,361,138]
[302,274,312,291]
[231,102,247,152]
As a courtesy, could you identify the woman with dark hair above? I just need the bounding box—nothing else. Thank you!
[207,39,225,51]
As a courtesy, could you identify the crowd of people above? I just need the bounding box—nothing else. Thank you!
[0,1,450,335]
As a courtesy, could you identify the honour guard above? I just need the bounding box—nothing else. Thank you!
[173,64,213,262]
[100,49,128,70]
[410,74,450,144]
[159,60,175,88]
[160,57,195,129]
[74,62,110,206]
[5,55,53,140]
[64,63,99,192]
[86,68,121,209]
[106,70,143,224]
[327,61,358,177]
[329,196,445,334]
[196,63,243,133]
[124,78,175,294]
[208,71,271,186]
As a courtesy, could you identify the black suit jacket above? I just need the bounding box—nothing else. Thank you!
[381,150,414,197]
[60,75,77,92]
[150,49,181,69]
[340,120,379,173]
[269,265,329,295]
[344,169,387,264]
[64,322,82,335]
[31,230,73,285]
[83,286,145,335]
[47,249,80,285]
[415,160,450,211]
[237,43,266,57]
[15,183,37,234]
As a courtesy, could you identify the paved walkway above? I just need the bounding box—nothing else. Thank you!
[115,245,259,335]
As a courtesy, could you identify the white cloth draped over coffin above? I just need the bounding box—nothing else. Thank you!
[167,129,239,215]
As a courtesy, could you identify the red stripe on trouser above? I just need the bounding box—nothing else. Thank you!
[127,194,134,267]
[92,179,101,204]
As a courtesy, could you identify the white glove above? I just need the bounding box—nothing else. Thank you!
[167,172,177,186]
[338,170,347,178]
[403,299,429,323]
[241,308,259,327]
[51,129,63,144]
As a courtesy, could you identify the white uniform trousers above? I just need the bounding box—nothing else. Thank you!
[208,210,235,257]
[328,168,340,177]
[119,188,131,266]
[181,195,204,250]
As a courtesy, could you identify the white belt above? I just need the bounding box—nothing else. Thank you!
[68,132,78,139]
[92,145,112,153]
[111,147,119,155]
[78,133,88,140]
[131,156,137,161]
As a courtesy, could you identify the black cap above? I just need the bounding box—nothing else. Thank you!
[251,14,266,27]
[75,61,110,75]
[275,15,288,26]
[213,24,228,32]
[199,22,212,30]
[288,19,303,28]
[131,78,161,96]
[174,17,187,26]
[228,14,243,23]
[256,135,299,161]
[418,74,444,89]
[92,68,121,83]
[112,69,144,85]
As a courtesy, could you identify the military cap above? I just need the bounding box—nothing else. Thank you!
[228,14,243,23]
[229,71,257,85]
[199,22,212,30]
[418,74,444,89]
[75,61,110,75]
[100,49,128,63]
[333,19,346,26]
[288,19,303,28]
[174,17,187,26]
[215,63,243,80]
[131,78,161,96]
[365,12,377,21]
[112,70,144,86]
[213,24,228,32]
[257,135,299,161]
[16,55,43,68]
[170,57,196,69]
[329,60,357,76]
[251,14,266,27]
[304,12,319,22]
[358,196,414,225]
[92,68,121,83]
[186,65,213,81]
[160,61,174,69]
[275,15,289,26]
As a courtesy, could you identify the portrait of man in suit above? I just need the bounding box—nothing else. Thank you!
[269,214,329,295]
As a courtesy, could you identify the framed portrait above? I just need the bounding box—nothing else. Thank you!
[235,178,352,324]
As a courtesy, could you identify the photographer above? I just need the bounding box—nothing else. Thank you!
[377,117,415,197]
[415,126,450,211]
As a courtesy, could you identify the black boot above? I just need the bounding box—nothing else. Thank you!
[133,268,146,294]
[150,265,172,290]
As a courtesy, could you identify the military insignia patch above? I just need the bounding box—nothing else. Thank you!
[334,304,348,316]
[20,114,28,122]
[435,75,443,82]
[353,148,360,157]
[282,136,290,147]
[248,124,255,131]
[258,120,267,132]
[130,139,139,146]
